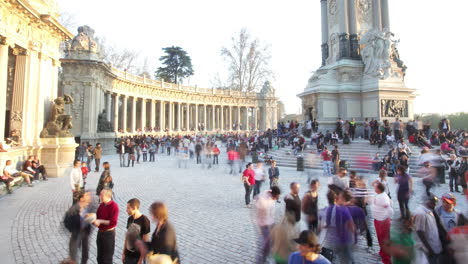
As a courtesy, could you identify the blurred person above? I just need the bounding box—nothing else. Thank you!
[149,141,156,162]
[372,169,391,199]
[253,161,266,198]
[242,163,255,208]
[271,211,297,264]
[319,190,355,264]
[331,145,340,175]
[32,155,47,180]
[371,182,393,264]
[448,224,468,264]
[255,186,281,264]
[330,168,350,190]
[302,180,320,232]
[387,217,415,264]
[22,156,37,181]
[288,230,331,264]
[81,162,89,188]
[70,160,84,204]
[141,202,179,263]
[122,198,150,264]
[433,150,447,184]
[96,162,111,196]
[413,194,442,264]
[395,165,413,219]
[212,144,220,165]
[93,188,119,264]
[321,147,332,176]
[64,192,94,264]
[284,182,301,224]
[419,161,436,197]
[268,160,280,188]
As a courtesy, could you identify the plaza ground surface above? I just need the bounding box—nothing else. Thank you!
[0,148,466,264]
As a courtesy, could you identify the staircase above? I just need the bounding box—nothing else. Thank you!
[269,139,424,173]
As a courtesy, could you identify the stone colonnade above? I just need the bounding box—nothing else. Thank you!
[108,95,267,134]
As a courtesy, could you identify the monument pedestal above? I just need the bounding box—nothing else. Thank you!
[40,137,78,177]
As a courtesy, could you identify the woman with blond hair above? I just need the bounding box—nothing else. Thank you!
[141,202,180,263]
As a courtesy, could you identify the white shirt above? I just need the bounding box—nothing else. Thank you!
[70,167,83,191]
[371,192,393,221]
[255,190,276,227]
[253,167,266,181]
[4,164,18,175]
[414,205,442,254]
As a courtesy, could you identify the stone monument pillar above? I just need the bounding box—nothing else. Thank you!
[298,0,415,132]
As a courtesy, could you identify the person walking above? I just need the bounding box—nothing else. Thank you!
[212,144,220,165]
[94,143,102,172]
[65,192,94,264]
[86,144,94,167]
[253,161,266,198]
[372,182,393,264]
[268,160,280,187]
[70,160,84,204]
[122,198,151,264]
[93,188,119,264]
[413,194,442,264]
[302,180,320,233]
[284,182,302,225]
[242,163,255,208]
[255,186,281,264]
[395,165,413,219]
[96,162,111,197]
[270,213,298,264]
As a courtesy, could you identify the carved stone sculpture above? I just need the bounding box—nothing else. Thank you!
[381,99,408,118]
[64,25,101,60]
[260,81,275,96]
[40,95,74,138]
[360,29,397,79]
[97,110,114,132]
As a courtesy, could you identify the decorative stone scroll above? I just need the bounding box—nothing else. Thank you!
[381,99,408,118]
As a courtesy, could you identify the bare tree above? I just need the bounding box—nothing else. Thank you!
[98,37,141,74]
[221,28,273,92]
[277,100,286,121]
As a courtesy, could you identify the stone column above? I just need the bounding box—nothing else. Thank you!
[106,93,112,121]
[122,95,128,133]
[195,104,199,131]
[220,106,224,131]
[237,106,241,130]
[320,0,329,66]
[185,104,190,131]
[381,0,390,30]
[339,0,350,59]
[141,98,146,131]
[373,0,382,30]
[252,107,257,131]
[203,104,207,131]
[113,94,119,133]
[150,100,156,132]
[131,97,137,133]
[212,106,216,131]
[168,102,173,132]
[348,0,359,58]
[159,101,164,131]
[177,102,181,131]
[9,51,27,142]
[229,106,232,131]
[0,40,9,142]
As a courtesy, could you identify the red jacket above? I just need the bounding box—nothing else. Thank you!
[243,169,256,185]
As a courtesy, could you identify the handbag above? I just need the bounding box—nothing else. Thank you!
[320,247,335,262]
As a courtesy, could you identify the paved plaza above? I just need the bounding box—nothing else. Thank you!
[0,148,467,264]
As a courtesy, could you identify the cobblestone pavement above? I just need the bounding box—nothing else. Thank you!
[0,148,466,264]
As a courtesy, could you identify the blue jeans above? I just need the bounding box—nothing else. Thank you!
[256,225,272,264]
[335,244,355,264]
[244,183,252,205]
[323,160,332,176]
[253,180,263,197]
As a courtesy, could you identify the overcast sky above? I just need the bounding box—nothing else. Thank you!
[56,0,468,115]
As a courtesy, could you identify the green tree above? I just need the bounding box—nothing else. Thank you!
[155,46,194,84]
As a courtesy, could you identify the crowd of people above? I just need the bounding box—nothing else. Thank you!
[0,155,47,194]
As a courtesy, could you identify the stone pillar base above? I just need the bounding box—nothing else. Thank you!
[40,137,78,177]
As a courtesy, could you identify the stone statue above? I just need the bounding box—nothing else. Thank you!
[40,95,74,138]
[260,81,275,95]
[64,25,101,60]
[360,29,397,79]
[97,110,114,132]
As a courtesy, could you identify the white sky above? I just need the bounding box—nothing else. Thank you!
[56,0,468,115]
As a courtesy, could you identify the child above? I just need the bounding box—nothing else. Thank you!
[81,163,89,188]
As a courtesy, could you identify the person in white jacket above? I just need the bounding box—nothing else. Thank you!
[70,160,83,204]
[371,182,393,264]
